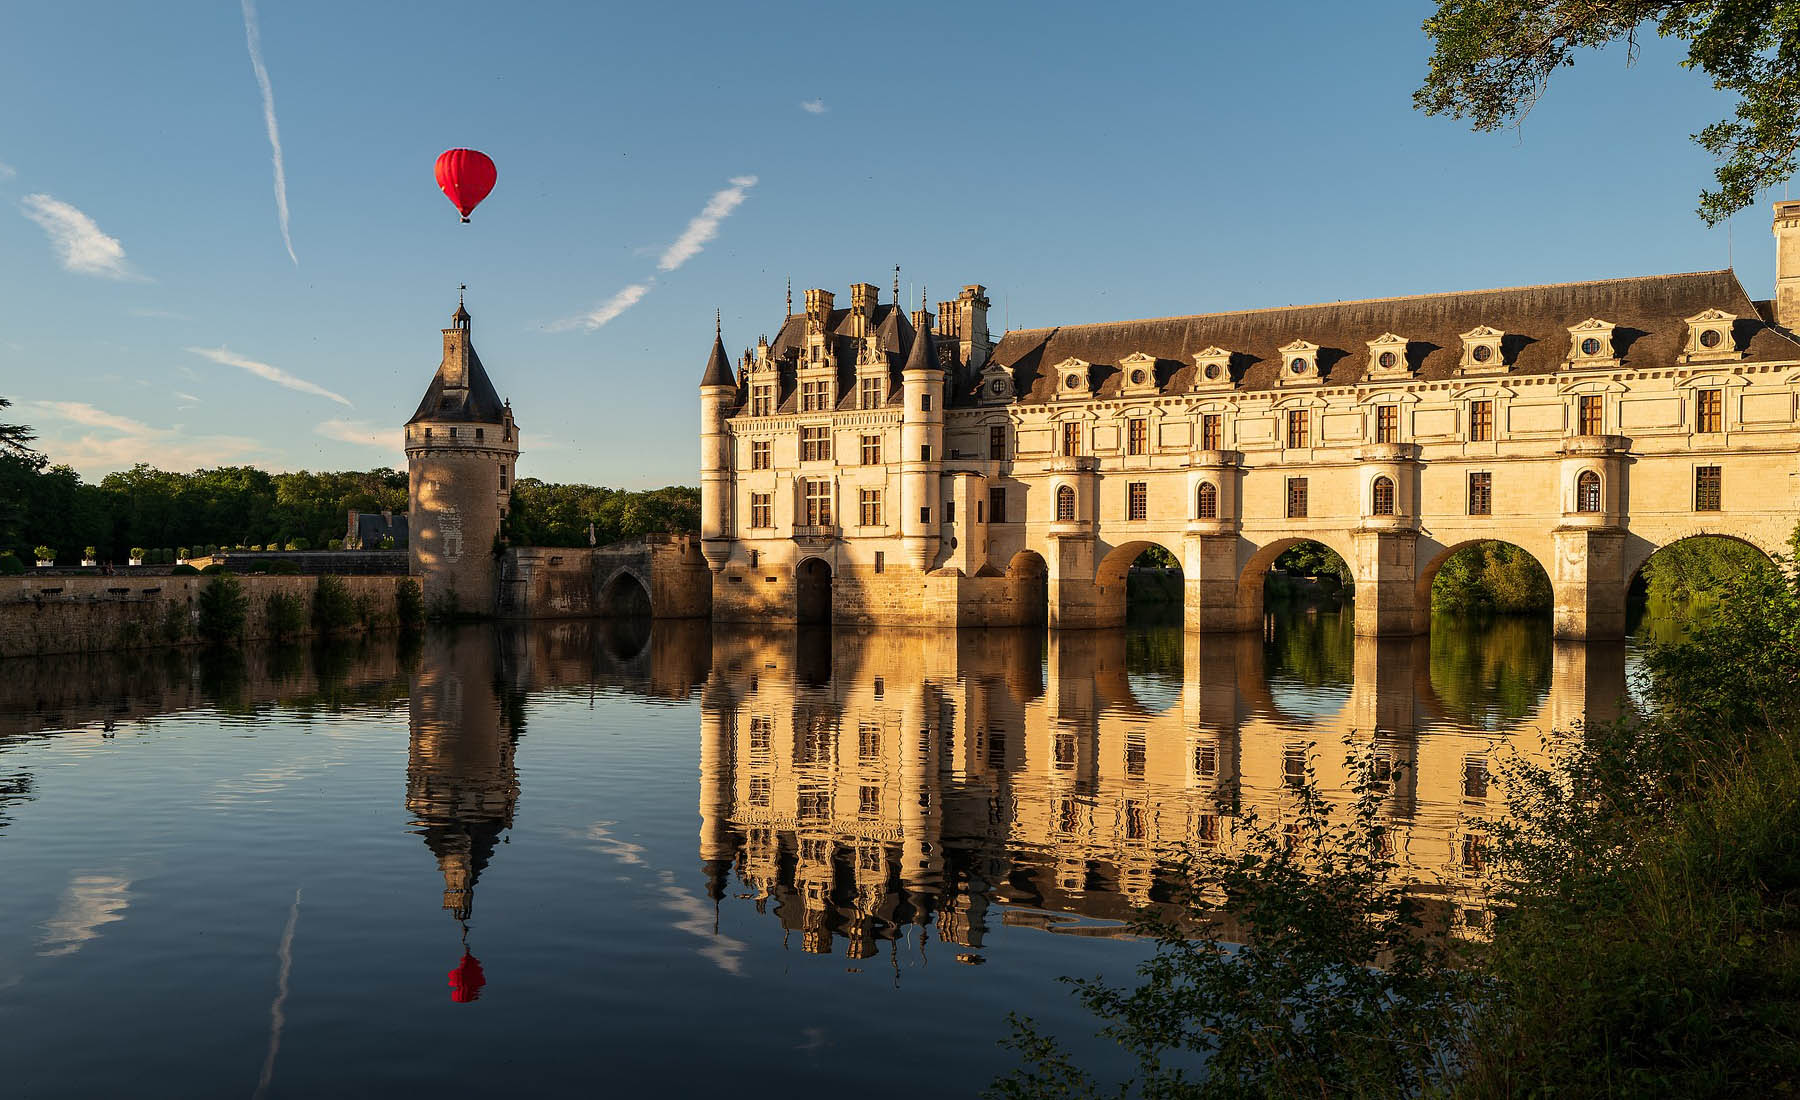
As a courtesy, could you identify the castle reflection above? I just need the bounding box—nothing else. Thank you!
[698,620,1626,956]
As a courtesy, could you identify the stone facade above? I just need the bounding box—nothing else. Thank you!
[700,208,1800,639]
[496,535,713,620]
[405,302,519,616]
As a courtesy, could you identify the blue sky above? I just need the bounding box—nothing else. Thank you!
[0,1,1780,486]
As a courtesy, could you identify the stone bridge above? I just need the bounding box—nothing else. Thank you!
[499,534,711,620]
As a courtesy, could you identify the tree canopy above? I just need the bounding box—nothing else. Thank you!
[1416,1,1800,223]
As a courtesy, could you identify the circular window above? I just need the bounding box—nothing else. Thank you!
[1289,358,1308,374]
[1378,351,1397,369]
[1471,344,1493,363]
[1204,363,1221,380]
[1581,337,1602,356]
[1130,369,1146,385]
[989,379,1006,395]
[1065,374,1081,390]
[1700,328,1723,348]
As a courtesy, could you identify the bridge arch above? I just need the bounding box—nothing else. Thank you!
[1622,531,1781,597]
[1095,537,1187,622]
[1005,549,1049,626]
[1414,537,1555,618]
[1235,533,1357,630]
[598,566,653,618]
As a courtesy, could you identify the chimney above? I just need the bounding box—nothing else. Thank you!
[441,304,472,388]
[1776,202,1800,328]
[937,285,993,371]
[849,282,879,314]
[803,288,835,334]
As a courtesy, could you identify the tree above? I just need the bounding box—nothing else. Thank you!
[0,397,38,460]
[1415,1,1800,223]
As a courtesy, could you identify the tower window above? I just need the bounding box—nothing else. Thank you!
[920,444,932,462]
[1576,471,1602,513]
[1055,485,1077,522]
[988,487,1008,524]
[475,428,484,442]
[1061,422,1081,457]
[1578,395,1603,436]
[1371,476,1395,516]
[1127,482,1148,521]
[1201,413,1223,451]
[1197,481,1218,519]
[500,465,508,490]
[1375,405,1397,443]
[921,393,932,412]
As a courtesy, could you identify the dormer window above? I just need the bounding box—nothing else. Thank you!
[1682,309,1740,362]
[1277,340,1322,385]
[1566,318,1618,368]
[1190,346,1234,391]
[978,362,1014,404]
[1458,326,1507,375]
[1119,352,1159,396]
[1365,333,1411,380]
[1053,357,1093,400]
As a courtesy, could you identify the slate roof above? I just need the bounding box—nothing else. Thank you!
[407,315,509,425]
[700,332,735,387]
[985,270,1800,405]
[735,303,926,415]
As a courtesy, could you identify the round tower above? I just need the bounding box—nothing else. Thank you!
[899,297,945,571]
[405,298,520,616]
[698,314,736,573]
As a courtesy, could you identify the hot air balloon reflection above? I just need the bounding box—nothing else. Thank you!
[434,149,497,223]
[448,938,486,1004]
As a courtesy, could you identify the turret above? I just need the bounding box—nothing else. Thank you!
[405,295,519,616]
[899,295,944,572]
[699,315,736,573]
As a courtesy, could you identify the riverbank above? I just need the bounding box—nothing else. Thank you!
[0,574,414,658]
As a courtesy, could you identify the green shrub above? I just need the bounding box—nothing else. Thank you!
[197,575,249,643]
[84,546,97,560]
[33,545,54,563]
[378,534,396,550]
[177,547,190,560]
[327,538,344,551]
[0,552,25,575]
[130,547,146,561]
[205,544,219,557]
[396,578,424,631]
[286,537,309,552]
[200,563,226,575]
[312,574,356,634]
[269,560,301,575]
[171,563,199,576]
[264,590,307,639]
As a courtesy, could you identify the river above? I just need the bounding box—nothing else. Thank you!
[0,612,1639,1097]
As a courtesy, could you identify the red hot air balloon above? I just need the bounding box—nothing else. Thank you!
[434,149,496,223]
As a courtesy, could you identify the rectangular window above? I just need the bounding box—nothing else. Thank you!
[944,500,956,524]
[800,379,830,412]
[803,481,831,526]
[1286,477,1308,519]
[988,487,1007,524]
[1061,421,1081,457]
[1469,400,1494,442]
[1697,388,1723,433]
[919,506,930,524]
[989,424,1006,460]
[860,376,884,410]
[920,444,932,462]
[1695,465,1722,511]
[750,385,774,417]
[874,551,884,573]
[1282,746,1307,789]
[749,492,772,528]
[921,393,933,412]
[750,440,771,469]
[1578,394,1603,436]
[859,434,881,465]
[859,785,881,818]
[1286,409,1309,448]
[1375,405,1398,443]
[800,425,831,462]
[1468,472,1492,516]
[475,427,484,441]
[1125,734,1146,778]
[859,489,882,527]
[1127,418,1148,455]
[1127,481,1148,521]
[499,465,508,490]
[1201,413,1223,451]
[1194,742,1217,779]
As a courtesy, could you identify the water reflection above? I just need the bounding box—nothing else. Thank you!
[698,619,1630,953]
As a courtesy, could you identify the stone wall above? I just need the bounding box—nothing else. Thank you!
[712,559,1043,627]
[0,574,414,659]
[498,535,712,620]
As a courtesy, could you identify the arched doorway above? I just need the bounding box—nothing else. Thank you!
[795,557,833,625]
[600,569,652,618]
[1006,549,1049,627]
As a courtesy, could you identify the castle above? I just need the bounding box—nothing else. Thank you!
[697,206,1800,639]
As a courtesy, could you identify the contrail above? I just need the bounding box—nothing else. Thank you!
[253,888,301,1100]
[241,0,297,265]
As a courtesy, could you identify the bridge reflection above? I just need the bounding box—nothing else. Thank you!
[698,621,1627,956]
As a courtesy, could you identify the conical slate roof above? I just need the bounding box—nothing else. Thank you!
[902,308,938,373]
[700,330,735,387]
[407,311,508,425]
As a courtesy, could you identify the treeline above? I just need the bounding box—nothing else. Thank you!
[504,479,699,547]
[1431,540,1553,614]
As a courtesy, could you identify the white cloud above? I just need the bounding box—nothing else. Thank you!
[657,175,757,272]
[20,193,141,280]
[28,400,265,472]
[187,345,351,406]
[800,99,828,114]
[175,391,201,407]
[314,418,399,452]
[241,0,296,265]
[0,161,16,180]
[549,281,653,332]
[39,873,131,958]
